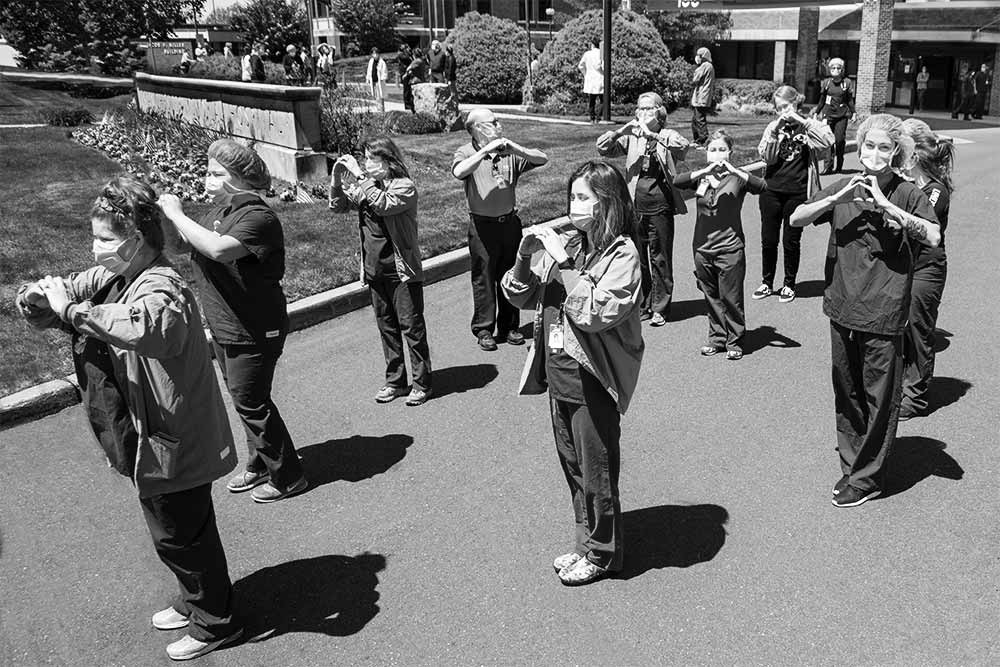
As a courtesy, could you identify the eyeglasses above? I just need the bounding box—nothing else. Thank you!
[636,106,658,111]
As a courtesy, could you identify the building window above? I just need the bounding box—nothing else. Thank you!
[518,0,551,23]
[457,0,491,16]
[399,0,422,18]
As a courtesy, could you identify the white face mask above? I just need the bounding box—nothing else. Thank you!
[860,145,896,174]
[569,200,598,232]
[93,236,139,275]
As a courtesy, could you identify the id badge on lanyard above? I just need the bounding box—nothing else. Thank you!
[548,306,565,351]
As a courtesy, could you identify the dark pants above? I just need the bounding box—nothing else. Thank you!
[902,263,947,413]
[468,214,522,339]
[691,106,710,145]
[141,484,237,642]
[402,80,414,111]
[637,210,675,316]
[214,341,303,491]
[974,93,986,118]
[369,276,432,392]
[830,322,903,493]
[550,376,623,571]
[588,93,603,121]
[758,189,805,290]
[694,248,746,352]
[826,115,849,169]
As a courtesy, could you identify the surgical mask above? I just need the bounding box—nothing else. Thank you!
[93,236,139,275]
[569,200,598,231]
[860,148,894,174]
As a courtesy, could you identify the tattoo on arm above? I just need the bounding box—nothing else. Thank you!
[905,216,928,240]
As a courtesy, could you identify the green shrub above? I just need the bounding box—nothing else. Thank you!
[42,106,94,126]
[386,111,443,135]
[533,9,694,108]
[149,54,287,85]
[714,78,780,107]
[319,88,386,155]
[445,12,528,104]
[526,100,637,118]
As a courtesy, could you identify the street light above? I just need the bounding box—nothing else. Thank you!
[546,7,555,40]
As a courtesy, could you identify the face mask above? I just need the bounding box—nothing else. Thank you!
[93,236,139,275]
[569,200,598,231]
[860,151,892,174]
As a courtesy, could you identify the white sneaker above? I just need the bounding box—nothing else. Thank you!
[152,607,188,631]
[166,628,243,661]
[778,286,796,303]
[552,552,583,573]
[751,283,772,300]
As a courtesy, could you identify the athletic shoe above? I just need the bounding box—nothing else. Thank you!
[152,607,189,631]
[226,470,269,493]
[897,404,919,422]
[832,475,849,496]
[166,628,243,661]
[375,385,407,403]
[552,552,583,573]
[639,310,653,322]
[505,331,525,345]
[831,485,881,508]
[752,283,772,300]
[726,349,743,361]
[405,388,432,406]
[251,477,308,504]
[650,313,667,327]
[558,557,610,586]
[778,286,796,303]
[700,345,724,356]
[477,332,498,351]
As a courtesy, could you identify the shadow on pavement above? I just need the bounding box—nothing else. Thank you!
[433,363,499,399]
[614,504,728,580]
[234,552,386,641]
[741,325,801,356]
[881,437,963,499]
[792,279,825,299]
[933,327,953,354]
[925,376,972,416]
[297,434,413,490]
[665,298,707,323]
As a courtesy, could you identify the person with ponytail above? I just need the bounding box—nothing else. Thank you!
[502,160,643,586]
[899,118,955,420]
[756,84,834,304]
[674,130,767,360]
[17,176,242,661]
[158,139,307,505]
[790,114,940,508]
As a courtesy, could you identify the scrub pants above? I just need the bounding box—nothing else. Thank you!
[214,341,304,492]
[902,261,947,414]
[637,210,675,317]
[758,189,805,290]
[468,215,522,340]
[141,484,238,642]
[694,248,746,352]
[826,115,849,170]
[830,322,904,494]
[691,106,710,145]
[550,374,623,572]
[369,276,433,392]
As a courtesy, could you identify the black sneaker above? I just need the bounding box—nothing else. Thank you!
[477,333,498,351]
[505,331,525,346]
[832,475,849,496]
[831,485,881,508]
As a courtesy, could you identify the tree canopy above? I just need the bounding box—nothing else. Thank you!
[330,0,400,53]
[228,0,309,62]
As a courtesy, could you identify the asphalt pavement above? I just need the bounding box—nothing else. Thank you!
[2,124,999,666]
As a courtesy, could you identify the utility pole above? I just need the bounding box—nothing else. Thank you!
[524,0,533,105]
[602,0,611,121]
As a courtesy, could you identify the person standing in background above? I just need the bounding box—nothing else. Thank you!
[915,65,930,113]
[367,48,388,113]
[445,43,458,91]
[812,57,855,174]
[428,40,446,84]
[578,38,604,124]
[973,63,990,119]
[690,47,716,147]
[398,44,414,111]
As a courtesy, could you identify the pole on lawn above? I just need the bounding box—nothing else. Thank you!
[602,0,611,122]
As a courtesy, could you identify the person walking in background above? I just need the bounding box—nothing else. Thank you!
[249,42,266,83]
[502,160,643,586]
[16,176,242,661]
[453,108,549,351]
[674,130,767,360]
[596,92,690,326]
[240,44,253,82]
[282,44,304,86]
[915,65,930,113]
[179,48,193,75]
[223,42,234,59]
[973,63,990,119]
[157,140,307,505]
[899,119,955,421]
[445,43,458,90]
[316,43,337,88]
[952,67,976,120]
[329,136,433,406]
[402,48,428,112]
[578,38,604,124]
[812,57,855,174]
[397,44,414,111]
[755,85,834,305]
[367,47,388,113]
[301,44,315,85]
[790,114,940,508]
[428,40,446,84]
[690,47,716,147]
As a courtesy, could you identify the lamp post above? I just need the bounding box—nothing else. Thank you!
[546,7,555,40]
[524,0,533,106]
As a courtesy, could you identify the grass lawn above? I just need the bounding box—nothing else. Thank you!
[0,113,770,398]
[0,80,133,124]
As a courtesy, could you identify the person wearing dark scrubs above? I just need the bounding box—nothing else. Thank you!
[812,57,855,174]
[158,139,307,505]
[899,119,956,420]
[791,114,940,508]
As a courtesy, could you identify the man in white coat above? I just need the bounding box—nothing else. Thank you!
[367,48,388,113]
[578,38,604,124]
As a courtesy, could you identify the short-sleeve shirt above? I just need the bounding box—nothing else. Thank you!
[633,144,673,215]
[912,179,949,272]
[192,193,288,345]
[452,142,536,217]
[821,78,854,119]
[764,118,811,194]
[674,171,766,254]
[809,174,937,335]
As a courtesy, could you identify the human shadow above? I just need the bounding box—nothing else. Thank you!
[613,504,728,580]
[233,553,387,642]
[297,434,413,490]
[792,279,825,299]
[933,328,953,354]
[433,363,499,399]
[741,325,802,356]
[665,298,708,323]
[924,376,972,416]
[881,437,963,499]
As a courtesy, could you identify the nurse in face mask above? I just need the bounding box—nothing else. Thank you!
[502,160,644,586]
[790,114,940,509]
[157,139,307,505]
[16,176,243,661]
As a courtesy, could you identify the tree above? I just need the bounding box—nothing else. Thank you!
[330,0,399,53]
[229,0,309,62]
[204,4,239,24]
[647,9,732,60]
[446,12,528,104]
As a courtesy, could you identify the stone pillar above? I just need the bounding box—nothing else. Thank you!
[774,41,787,83]
[989,46,1000,118]
[794,8,819,93]
[855,0,895,117]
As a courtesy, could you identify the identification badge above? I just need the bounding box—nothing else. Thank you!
[826,95,834,107]
[548,323,564,351]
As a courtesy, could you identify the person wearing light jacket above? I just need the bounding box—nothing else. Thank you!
[16,176,242,662]
[690,46,716,146]
[366,47,388,112]
[502,159,643,587]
